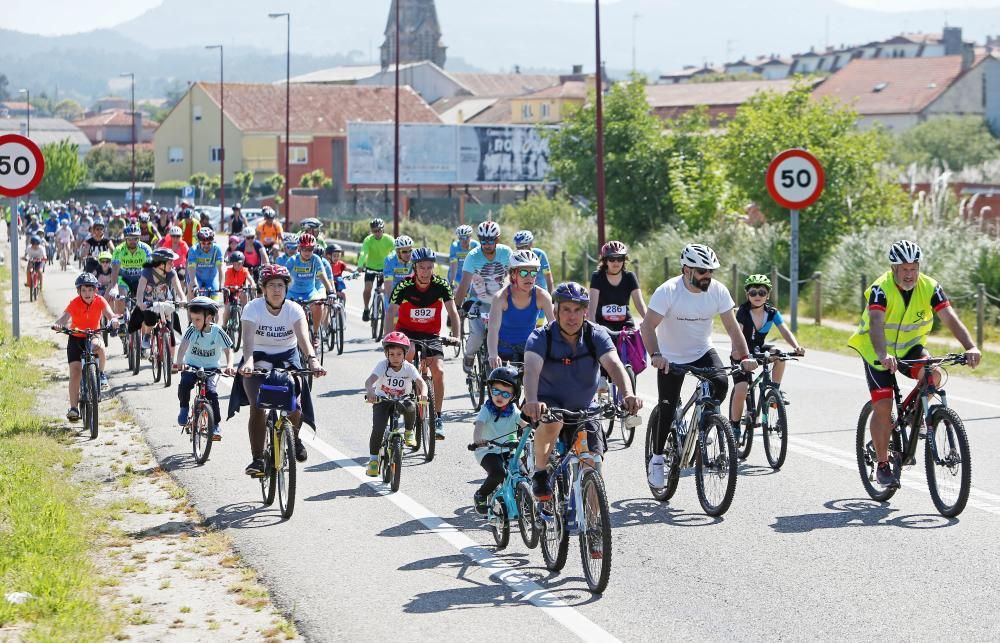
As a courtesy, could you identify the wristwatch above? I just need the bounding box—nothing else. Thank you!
[651,351,662,357]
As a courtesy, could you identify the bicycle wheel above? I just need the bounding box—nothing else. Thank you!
[694,415,738,517]
[619,366,637,448]
[162,332,173,388]
[541,484,569,571]
[452,317,463,358]
[84,362,100,440]
[389,437,402,493]
[276,422,297,519]
[317,322,326,366]
[230,306,242,351]
[473,349,487,411]
[760,389,788,470]
[579,470,612,593]
[101,319,110,347]
[261,412,277,506]
[151,332,162,383]
[369,299,379,340]
[422,382,436,462]
[490,496,510,550]
[129,332,141,375]
[644,408,679,502]
[335,306,345,355]
[855,401,901,502]
[466,355,479,409]
[925,406,971,517]
[376,298,385,340]
[191,399,214,465]
[736,411,754,461]
[515,480,539,549]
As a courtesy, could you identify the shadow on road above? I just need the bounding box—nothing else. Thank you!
[771,498,958,533]
[130,519,200,539]
[739,463,779,476]
[317,387,366,399]
[609,498,723,528]
[158,453,203,472]
[207,501,286,529]
[305,484,380,502]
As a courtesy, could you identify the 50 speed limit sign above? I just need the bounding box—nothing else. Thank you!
[0,134,45,198]
[765,148,824,210]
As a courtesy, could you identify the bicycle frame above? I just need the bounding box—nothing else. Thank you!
[889,363,953,469]
[484,426,536,525]
[539,413,603,534]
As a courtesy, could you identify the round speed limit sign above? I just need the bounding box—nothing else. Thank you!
[0,134,45,198]
[765,149,824,210]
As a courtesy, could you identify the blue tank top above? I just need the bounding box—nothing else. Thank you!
[498,287,539,351]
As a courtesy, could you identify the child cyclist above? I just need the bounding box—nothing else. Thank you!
[222,251,256,329]
[470,366,526,514]
[172,296,236,440]
[364,332,427,477]
[323,243,353,302]
[728,274,805,442]
[51,273,120,420]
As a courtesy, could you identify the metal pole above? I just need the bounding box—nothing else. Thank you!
[771,265,779,307]
[285,16,291,229]
[207,45,225,226]
[120,73,136,212]
[10,198,20,338]
[594,0,607,248]
[393,0,401,238]
[19,89,30,137]
[663,256,670,281]
[977,283,986,349]
[790,208,800,332]
[813,272,822,325]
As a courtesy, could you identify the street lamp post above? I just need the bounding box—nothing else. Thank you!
[120,72,136,212]
[268,12,291,229]
[393,0,401,237]
[594,0,607,248]
[18,88,29,137]
[206,45,225,227]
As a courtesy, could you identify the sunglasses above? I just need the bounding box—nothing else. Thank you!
[606,257,625,263]
[479,238,498,244]
[490,387,513,400]
[399,250,412,254]
[694,269,714,276]
[747,288,769,298]
[517,269,539,278]
[99,260,112,264]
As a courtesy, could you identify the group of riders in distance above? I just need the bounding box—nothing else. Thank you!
[25,196,983,591]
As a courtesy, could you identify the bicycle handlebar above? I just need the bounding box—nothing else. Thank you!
[409,336,461,348]
[53,327,103,336]
[668,363,743,378]
[898,353,968,367]
[246,367,322,376]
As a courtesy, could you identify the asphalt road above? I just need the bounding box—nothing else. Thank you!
[39,268,1000,641]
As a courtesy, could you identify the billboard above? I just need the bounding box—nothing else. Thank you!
[347,122,554,185]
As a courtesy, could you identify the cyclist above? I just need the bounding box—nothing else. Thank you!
[43,209,59,259]
[130,248,186,351]
[386,247,461,440]
[358,218,395,321]
[87,251,116,297]
[470,366,525,514]
[222,251,256,330]
[256,207,283,254]
[512,230,553,295]
[233,264,326,475]
[81,219,114,265]
[173,296,235,440]
[108,225,154,317]
[136,212,161,246]
[73,211,92,255]
[363,331,426,476]
[383,235,414,311]
[324,243,352,302]
[55,220,75,266]
[286,233,336,348]
[487,249,555,368]
[728,274,805,442]
[275,234,298,268]
[454,220,512,373]
[229,203,247,236]
[299,218,326,250]
[159,226,190,281]
[107,208,127,244]
[847,240,981,488]
[523,282,641,501]
[447,224,479,289]
[186,228,225,301]
[51,273,120,420]
[177,208,201,247]
[588,241,647,331]
[237,227,270,278]
[638,243,757,488]
[22,236,47,290]
[155,206,173,237]
[225,234,241,262]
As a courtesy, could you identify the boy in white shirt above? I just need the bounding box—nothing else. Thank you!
[364,332,427,476]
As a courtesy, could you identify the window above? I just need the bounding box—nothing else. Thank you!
[540,103,550,119]
[168,147,184,164]
[193,105,202,121]
[210,147,224,162]
[521,103,533,119]
[289,146,308,165]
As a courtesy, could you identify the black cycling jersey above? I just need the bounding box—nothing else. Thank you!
[589,269,639,331]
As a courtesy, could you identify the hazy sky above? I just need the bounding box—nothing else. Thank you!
[4,0,1000,35]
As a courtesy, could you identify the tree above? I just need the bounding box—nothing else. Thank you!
[891,116,1000,170]
[233,170,254,202]
[203,175,221,201]
[85,145,153,182]
[264,173,286,204]
[52,99,83,121]
[720,83,908,274]
[36,140,87,200]
[664,106,738,230]
[547,76,675,241]
[299,168,333,189]
[189,173,209,202]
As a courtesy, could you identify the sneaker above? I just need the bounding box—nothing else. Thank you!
[876,461,898,488]
[779,390,791,406]
[624,414,642,429]
[463,357,474,374]
[212,425,222,442]
[245,458,266,477]
[294,438,308,463]
[141,334,151,351]
[362,309,370,322]
[473,491,488,515]
[647,454,665,488]
[66,407,81,422]
[404,429,416,447]
[177,407,189,426]
[434,417,445,440]
[365,457,379,477]
[532,471,552,502]
[99,372,109,390]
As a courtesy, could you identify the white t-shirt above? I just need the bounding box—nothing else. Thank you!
[370,359,422,399]
[647,275,735,364]
[241,297,306,354]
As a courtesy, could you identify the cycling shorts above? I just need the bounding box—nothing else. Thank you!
[335,277,346,292]
[400,329,444,359]
[863,345,927,402]
[364,268,382,283]
[66,336,91,364]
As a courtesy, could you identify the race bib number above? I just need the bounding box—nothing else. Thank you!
[602,304,627,322]
[479,311,490,322]
[380,376,409,397]
[410,307,436,323]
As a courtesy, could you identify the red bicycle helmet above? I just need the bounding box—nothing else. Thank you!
[258,263,291,285]
[382,331,411,351]
[297,233,316,249]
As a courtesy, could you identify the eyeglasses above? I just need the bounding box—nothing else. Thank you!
[746,288,769,298]
[490,387,513,400]
[694,269,714,276]
[517,269,539,278]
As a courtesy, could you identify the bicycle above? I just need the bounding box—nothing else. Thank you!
[26,259,44,302]
[855,353,972,517]
[466,426,539,551]
[250,367,317,519]
[223,285,254,351]
[367,271,385,340]
[409,336,461,461]
[644,364,741,516]
[535,407,612,593]
[323,296,347,357]
[366,394,414,492]
[148,301,176,387]
[464,306,489,412]
[734,347,799,469]
[55,328,102,440]
[58,242,71,271]
[289,296,327,387]
[114,294,143,375]
[178,366,231,465]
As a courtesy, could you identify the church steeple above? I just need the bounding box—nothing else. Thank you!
[380,0,447,70]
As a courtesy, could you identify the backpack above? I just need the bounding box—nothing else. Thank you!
[543,320,599,365]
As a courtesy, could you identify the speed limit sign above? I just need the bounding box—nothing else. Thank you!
[765,148,824,210]
[0,134,45,198]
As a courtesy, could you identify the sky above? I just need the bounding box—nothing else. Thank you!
[4,0,1000,35]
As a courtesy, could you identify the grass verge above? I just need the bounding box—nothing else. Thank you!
[0,266,118,640]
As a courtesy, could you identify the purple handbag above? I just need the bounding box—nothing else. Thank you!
[615,328,647,375]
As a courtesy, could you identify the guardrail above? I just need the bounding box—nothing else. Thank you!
[328,238,450,267]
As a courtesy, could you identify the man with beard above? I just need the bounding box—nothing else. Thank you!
[638,243,757,489]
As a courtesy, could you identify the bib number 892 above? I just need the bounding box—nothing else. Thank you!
[0,156,31,176]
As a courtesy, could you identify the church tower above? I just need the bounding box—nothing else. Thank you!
[380,0,447,70]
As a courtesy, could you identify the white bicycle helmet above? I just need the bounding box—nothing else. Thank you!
[394,235,414,249]
[477,220,500,239]
[512,230,534,248]
[679,243,721,270]
[888,240,922,264]
[456,224,474,238]
[510,249,541,270]
[168,226,182,236]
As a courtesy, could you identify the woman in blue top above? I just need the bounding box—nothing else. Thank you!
[487,249,555,369]
[285,233,335,347]
[172,296,235,438]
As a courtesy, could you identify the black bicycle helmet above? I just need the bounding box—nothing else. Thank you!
[227,251,246,264]
[150,248,178,265]
[487,366,521,401]
[75,272,100,288]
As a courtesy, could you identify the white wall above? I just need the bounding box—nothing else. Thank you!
[357,63,464,104]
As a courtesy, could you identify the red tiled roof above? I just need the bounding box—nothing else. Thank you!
[74,109,153,128]
[646,78,805,108]
[449,73,561,97]
[0,101,35,112]
[197,82,440,134]
[811,54,986,115]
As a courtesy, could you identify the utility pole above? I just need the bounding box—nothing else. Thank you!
[206,45,225,223]
[120,72,136,212]
[268,12,292,228]
[393,0,401,237]
[594,0,607,248]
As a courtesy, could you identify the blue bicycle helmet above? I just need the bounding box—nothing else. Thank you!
[553,282,590,305]
[411,247,436,264]
[512,230,534,248]
[124,224,141,237]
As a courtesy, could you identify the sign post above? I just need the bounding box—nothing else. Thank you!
[765,148,824,333]
[0,134,46,339]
